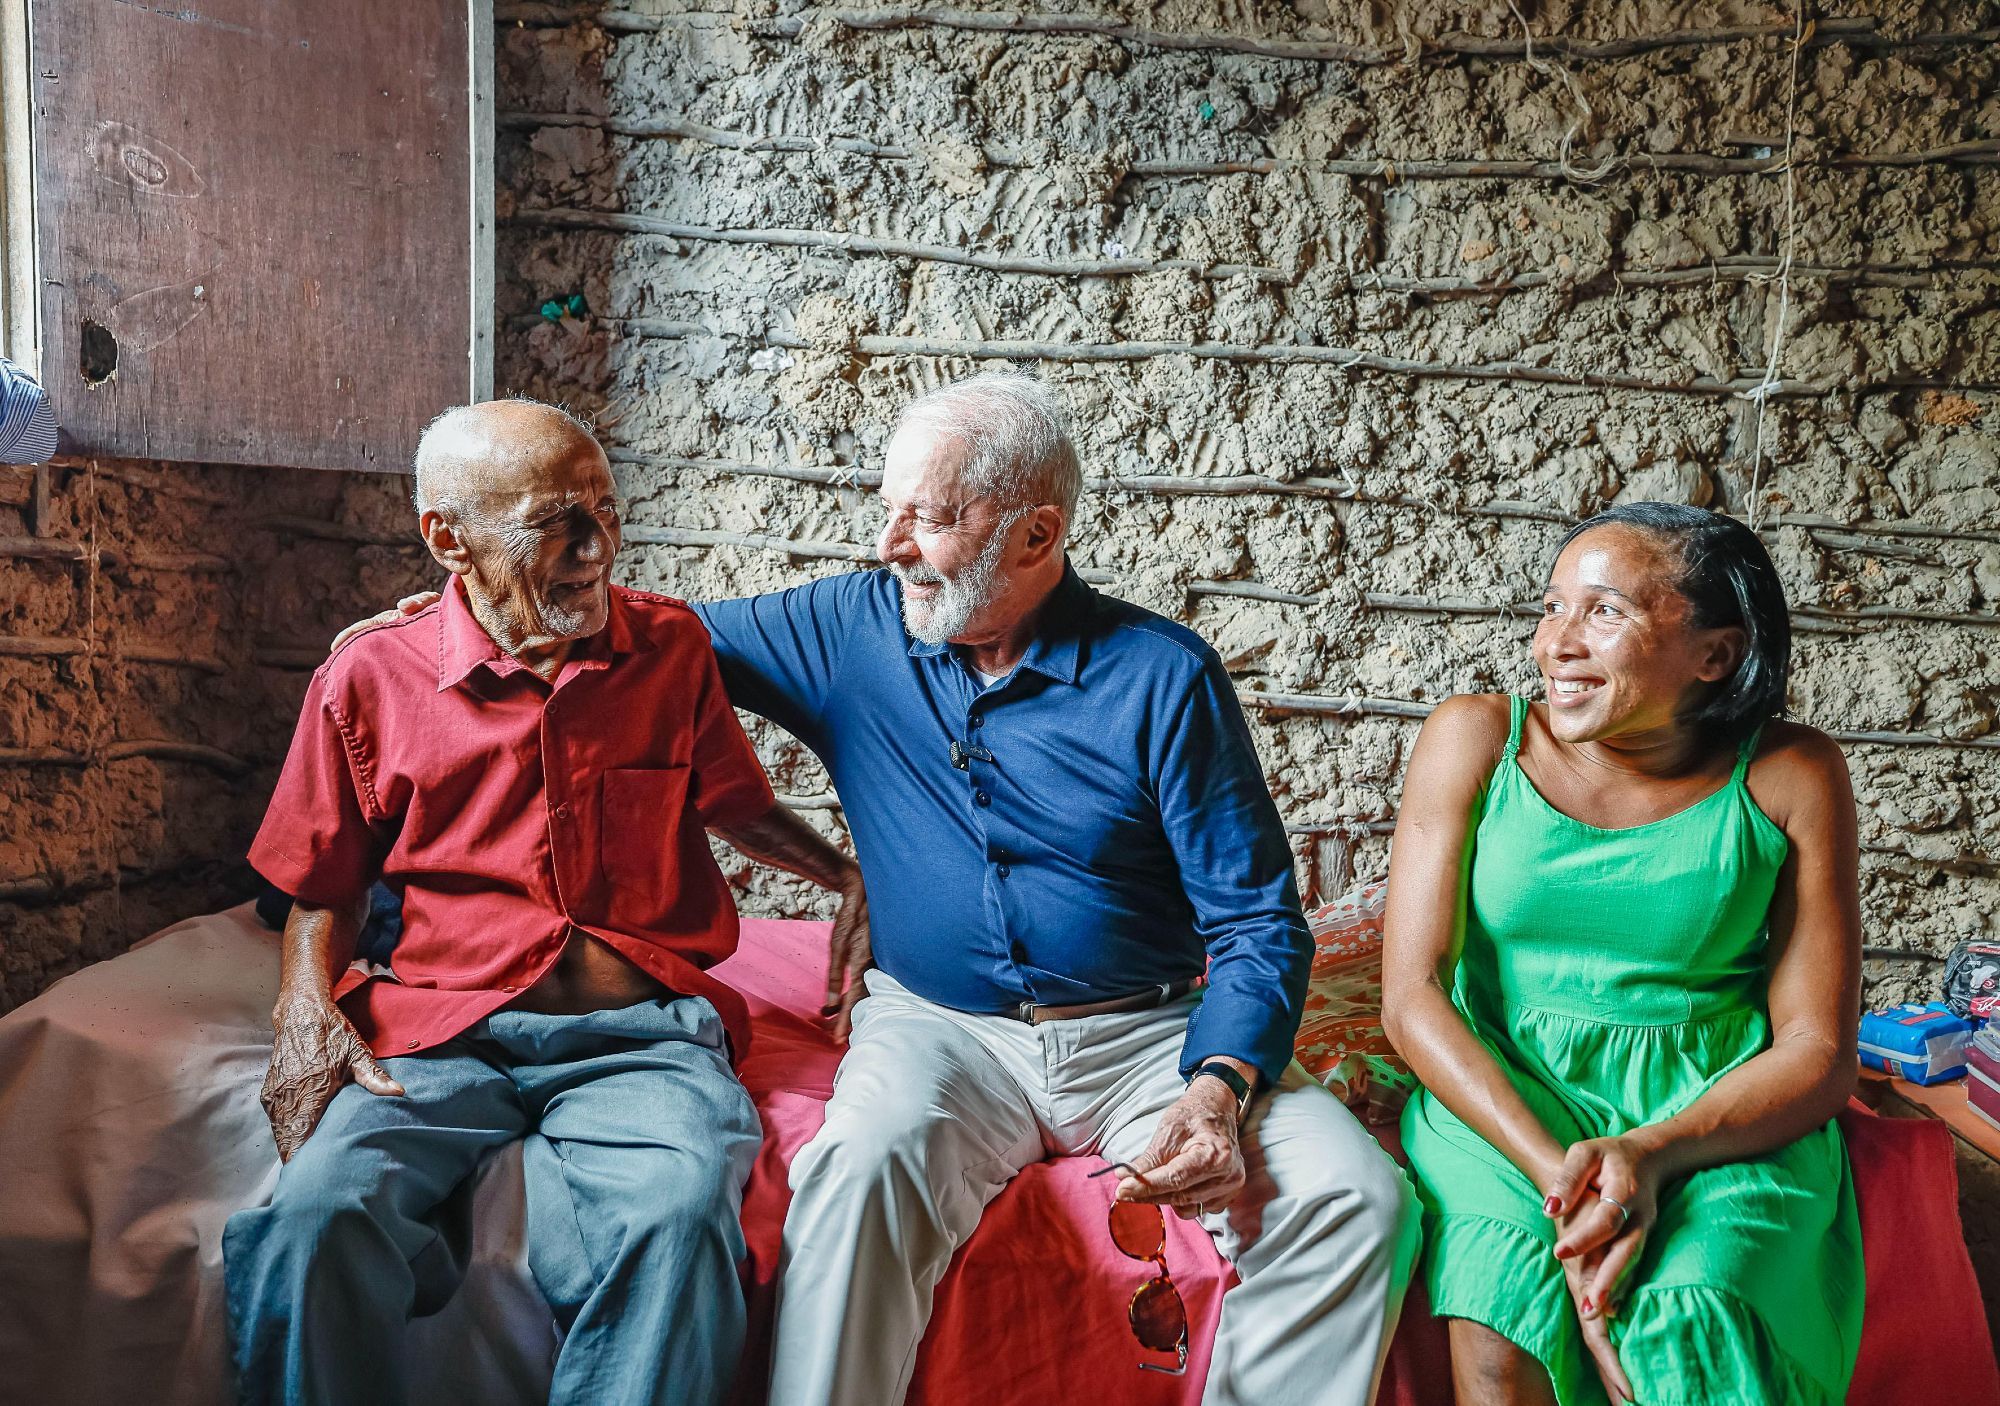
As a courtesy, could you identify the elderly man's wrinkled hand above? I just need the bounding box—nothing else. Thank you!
[822,866,872,1043]
[1113,1079,1246,1218]
[261,993,404,1162]
[331,592,441,652]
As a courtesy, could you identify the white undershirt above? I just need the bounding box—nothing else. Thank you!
[969,663,1011,689]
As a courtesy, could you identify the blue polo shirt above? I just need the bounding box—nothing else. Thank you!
[694,562,1311,1083]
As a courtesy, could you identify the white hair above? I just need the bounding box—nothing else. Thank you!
[892,371,1083,526]
[411,397,598,519]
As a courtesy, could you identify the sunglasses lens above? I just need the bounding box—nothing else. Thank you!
[1108,1200,1166,1260]
[1129,1276,1187,1354]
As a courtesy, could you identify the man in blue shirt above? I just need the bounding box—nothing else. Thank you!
[702,373,1417,1406]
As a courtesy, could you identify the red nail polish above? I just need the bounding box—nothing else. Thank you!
[1554,1244,1573,1259]
[1544,1195,1562,1215]
[1581,1296,1594,1315]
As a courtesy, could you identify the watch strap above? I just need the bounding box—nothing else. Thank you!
[1189,1060,1253,1117]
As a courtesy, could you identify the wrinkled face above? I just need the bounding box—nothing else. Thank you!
[1533,524,1741,744]
[874,425,1028,646]
[458,437,622,644]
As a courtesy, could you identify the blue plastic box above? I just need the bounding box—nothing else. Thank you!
[1859,1002,1976,1085]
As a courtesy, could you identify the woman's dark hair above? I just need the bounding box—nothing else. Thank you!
[1552,502,1791,749]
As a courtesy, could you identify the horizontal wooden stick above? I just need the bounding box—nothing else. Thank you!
[577,311,1821,398]
[597,312,1999,401]
[103,739,252,773]
[499,109,2000,183]
[0,740,250,773]
[621,524,872,562]
[0,635,85,659]
[498,110,913,161]
[1241,688,2000,750]
[0,535,233,573]
[607,449,2000,550]
[0,636,229,672]
[505,207,1291,283]
[0,536,88,565]
[1243,691,1438,720]
[1314,589,1981,635]
[1285,819,1398,836]
[70,459,243,508]
[496,6,1995,63]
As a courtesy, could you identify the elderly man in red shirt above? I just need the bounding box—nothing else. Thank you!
[223,400,863,1406]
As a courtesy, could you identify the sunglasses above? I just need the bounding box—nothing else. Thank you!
[1090,1162,1189,1375]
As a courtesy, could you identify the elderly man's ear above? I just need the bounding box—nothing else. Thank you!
[1022,505,1065,565]
[420,510,477,577]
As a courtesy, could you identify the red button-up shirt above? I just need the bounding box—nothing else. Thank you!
[250,578,776,1061]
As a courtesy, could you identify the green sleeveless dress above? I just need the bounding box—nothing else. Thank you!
[1401,695,1862,1406]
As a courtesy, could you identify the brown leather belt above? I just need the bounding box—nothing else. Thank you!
[1012,977,1202,1025]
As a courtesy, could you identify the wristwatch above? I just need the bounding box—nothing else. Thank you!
[1188,1060,1255,1121]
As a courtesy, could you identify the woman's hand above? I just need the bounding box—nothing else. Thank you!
[1560,1246,1635,1402]
[1543,1135,1660,1404]
[1545,1133,1662,1316]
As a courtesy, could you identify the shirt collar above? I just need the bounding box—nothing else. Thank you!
[436,577,645,693]
[905,559,1091,687]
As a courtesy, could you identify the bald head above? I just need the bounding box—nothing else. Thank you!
[412,398,622,658]
[413,398,603,523]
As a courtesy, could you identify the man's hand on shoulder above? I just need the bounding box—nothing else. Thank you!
[331,591,442,652]
[1114,1067,1251,1218]
[261,989,404,1162]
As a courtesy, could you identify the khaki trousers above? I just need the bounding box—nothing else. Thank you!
[768,970,1421,1406]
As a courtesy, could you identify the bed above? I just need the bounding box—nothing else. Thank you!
[0,903,1992,1404]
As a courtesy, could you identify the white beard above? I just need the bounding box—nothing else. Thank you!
[892,513,1019,646]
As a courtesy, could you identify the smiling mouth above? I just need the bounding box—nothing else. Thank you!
[1550,678,1604,699]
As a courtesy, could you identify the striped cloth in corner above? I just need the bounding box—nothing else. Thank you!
[0,356,58,464]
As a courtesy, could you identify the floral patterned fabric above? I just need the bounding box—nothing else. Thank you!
[1293,879,1417,1123]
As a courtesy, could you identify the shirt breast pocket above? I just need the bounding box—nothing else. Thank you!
[601,765,692,898]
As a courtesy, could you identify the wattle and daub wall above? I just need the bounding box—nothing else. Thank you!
[492,0,2000,1003]
[5,3,1998,1022]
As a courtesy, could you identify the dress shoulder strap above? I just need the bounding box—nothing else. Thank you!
[1502,693,1529,763]
[1732,723,1768,783]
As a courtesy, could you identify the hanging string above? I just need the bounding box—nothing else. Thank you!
[1507,0,1622,186]
[82,458,122,919]
[1744,6,1811,528]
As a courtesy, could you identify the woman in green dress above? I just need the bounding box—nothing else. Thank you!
[1382,504,1863,1405]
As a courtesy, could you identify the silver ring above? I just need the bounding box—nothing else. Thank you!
[1599,1194,1630,1229]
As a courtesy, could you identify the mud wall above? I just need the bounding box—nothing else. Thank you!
[0,460,425,1010]
[491,0,2000,1003]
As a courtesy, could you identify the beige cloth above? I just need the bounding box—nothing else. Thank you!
[0,904,555,1406]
